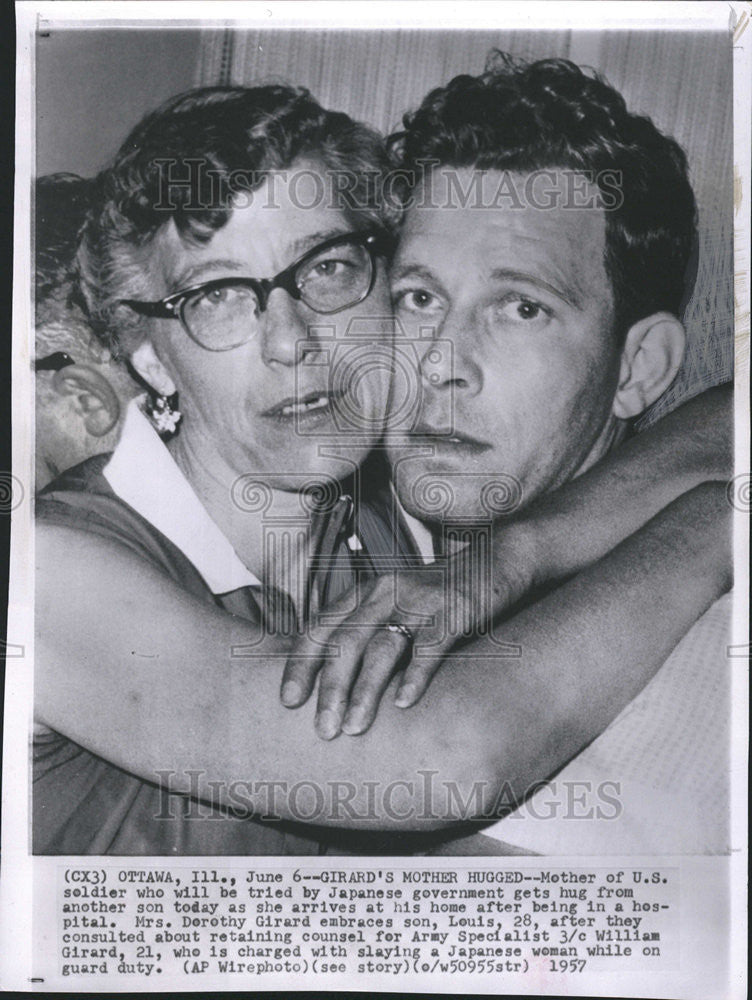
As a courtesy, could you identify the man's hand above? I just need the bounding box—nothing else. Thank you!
[281,526,538,739]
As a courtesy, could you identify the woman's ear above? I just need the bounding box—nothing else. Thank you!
[612,312,686,420]
[130,341,177,398]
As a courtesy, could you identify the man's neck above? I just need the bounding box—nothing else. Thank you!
[573,413,631,480]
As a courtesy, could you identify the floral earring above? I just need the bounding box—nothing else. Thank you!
[142,390,182,437]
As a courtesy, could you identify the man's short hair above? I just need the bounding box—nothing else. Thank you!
[78,85,393,357]
[388,52,698,339]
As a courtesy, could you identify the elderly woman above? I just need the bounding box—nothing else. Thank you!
[35,85,730,855]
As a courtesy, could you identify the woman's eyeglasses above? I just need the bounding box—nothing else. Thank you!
[120,230,392,353]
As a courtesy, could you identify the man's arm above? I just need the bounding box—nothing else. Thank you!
[282,384,732,732]
[35,482,730,830]
[506,383,732,586]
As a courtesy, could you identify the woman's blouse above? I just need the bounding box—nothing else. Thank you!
[34,404,418,855]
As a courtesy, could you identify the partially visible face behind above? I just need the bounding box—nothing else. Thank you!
[137,162,393,489]
[388,167,624,523]
[35,315,138,491]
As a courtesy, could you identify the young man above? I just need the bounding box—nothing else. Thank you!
[285,55,733,853]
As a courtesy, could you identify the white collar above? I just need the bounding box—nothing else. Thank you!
[103,399,262,593]
[390,483,436,565]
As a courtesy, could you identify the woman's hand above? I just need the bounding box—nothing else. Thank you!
[35,485,730,828]
[280,524,539,739]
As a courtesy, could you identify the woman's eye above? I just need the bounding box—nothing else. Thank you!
[198,285,252,307]
[313,259,344,277]
[394,289,441,313]
[187,284,257,319]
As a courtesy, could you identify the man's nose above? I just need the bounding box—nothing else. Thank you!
[260,288,311,367]
[417,310,483,396]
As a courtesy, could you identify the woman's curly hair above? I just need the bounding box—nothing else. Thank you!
[388,52,698,340]
[79,85,393,356]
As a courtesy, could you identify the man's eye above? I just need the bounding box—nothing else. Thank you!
[394,289,441,313]
[491,297,551,325]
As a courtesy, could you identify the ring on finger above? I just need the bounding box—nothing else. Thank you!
[383,622,415,643]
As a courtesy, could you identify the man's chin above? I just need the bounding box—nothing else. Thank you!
[394,470,488,525]
[392,454,529,524]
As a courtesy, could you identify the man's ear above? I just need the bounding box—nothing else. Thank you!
[612,312,686,420]
[130,341,177,398]
[53,364,121,438]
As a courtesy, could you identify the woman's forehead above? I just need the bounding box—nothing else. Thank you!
[150,193,355,291]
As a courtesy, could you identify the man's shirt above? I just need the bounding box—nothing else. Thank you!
[483,593,731,854]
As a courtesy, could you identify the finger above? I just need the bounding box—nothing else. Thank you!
[393,583,476,707]
[282,597,359,707]
[394,640,451,708]
[314,627,377,740]
[341,629,410,735]
[281,627,332,707]
[282,578,382,707]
